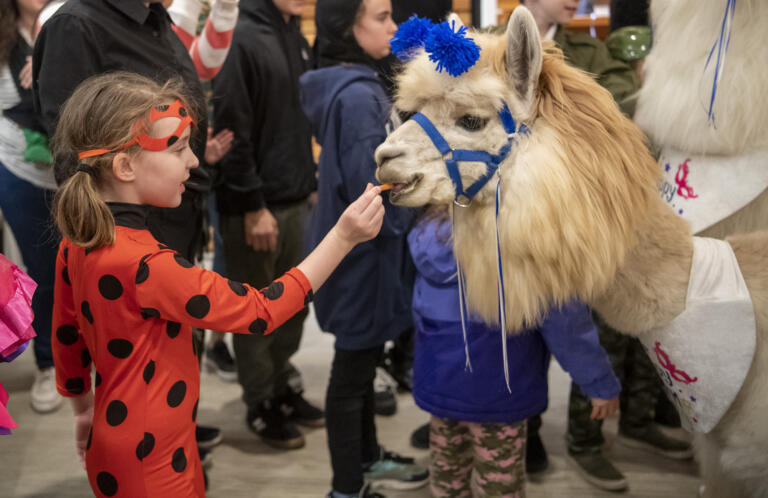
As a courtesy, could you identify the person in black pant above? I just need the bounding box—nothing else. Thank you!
[32,0,220,482]
[212,0,324,450]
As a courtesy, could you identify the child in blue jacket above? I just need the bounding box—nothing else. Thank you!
[409,215,621,497]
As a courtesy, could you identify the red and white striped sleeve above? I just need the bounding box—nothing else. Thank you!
[168,0,238,81]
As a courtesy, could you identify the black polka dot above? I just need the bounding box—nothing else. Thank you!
[81,301,93,324]
[185,295,210,319]
[136,432,155,461]
[56,325,79,345]
[63,247,69,262]
[261,281,284,300]
[81,348,91,368]
[141,308,161,319]
[167,381,186,408]
[173,253,194,268]
[143,360,155,384]
[86,427,92,450]
[178,106,188,118]
[249,319,267,335]
[107,339,133,359]
[65,377,85,395]
[95,372,102,387]
[156,104,169,112]
[135,254,151,284]
[166,321,181,338]
[106,400,127,426]
[228,280,248,297]
[192,398,199,422]
[304,289,314,306]
[62,266,71,286]
[98,275,123,300]
[166,136,179,147]
[96,471,118,496]
[171,447,187,473]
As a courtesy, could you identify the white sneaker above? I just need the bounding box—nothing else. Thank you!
[30,368,63,413]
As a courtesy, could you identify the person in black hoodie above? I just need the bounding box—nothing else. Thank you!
[212,0,323,450]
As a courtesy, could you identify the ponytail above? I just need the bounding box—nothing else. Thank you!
[53,168,115,249]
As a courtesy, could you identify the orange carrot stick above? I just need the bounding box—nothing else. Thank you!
[378,184,393,191]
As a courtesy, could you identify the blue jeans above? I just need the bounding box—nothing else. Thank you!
[0,161,58,369]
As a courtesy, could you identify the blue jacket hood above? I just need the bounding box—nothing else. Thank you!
[300,64,382,147]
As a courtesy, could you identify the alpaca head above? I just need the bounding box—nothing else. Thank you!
[377,7,663,330]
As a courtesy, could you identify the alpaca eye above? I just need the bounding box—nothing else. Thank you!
[457,115,488,131]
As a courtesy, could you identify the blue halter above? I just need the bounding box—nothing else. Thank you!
[411,103,529,206]
[411,102,530,393]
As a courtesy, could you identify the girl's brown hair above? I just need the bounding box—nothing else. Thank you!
[0,0,20,65]
[53,71,197,249]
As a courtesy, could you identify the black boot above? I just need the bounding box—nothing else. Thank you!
[526,433,549,474]
[246,399,305,450]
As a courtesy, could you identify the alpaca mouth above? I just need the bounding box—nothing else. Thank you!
[389,174,422,198]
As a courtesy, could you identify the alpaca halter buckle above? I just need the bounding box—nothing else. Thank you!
[77,100,194,160]
[411,103,528,207]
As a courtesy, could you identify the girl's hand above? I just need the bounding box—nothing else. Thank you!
[74,408,94,469]
[20,56,33,89]
[590,397,619,420]
[332,184,384,246]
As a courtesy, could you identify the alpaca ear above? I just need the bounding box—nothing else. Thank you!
[505,7,542,112]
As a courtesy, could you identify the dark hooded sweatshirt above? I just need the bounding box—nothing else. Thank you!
[212,0,315,214]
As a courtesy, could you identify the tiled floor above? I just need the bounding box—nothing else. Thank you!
[0,308,700,497]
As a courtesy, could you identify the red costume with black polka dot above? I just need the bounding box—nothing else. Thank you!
[52,203,312,497]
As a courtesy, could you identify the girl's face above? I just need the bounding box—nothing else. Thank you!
[131,117,198,208]
[353,0,397,60]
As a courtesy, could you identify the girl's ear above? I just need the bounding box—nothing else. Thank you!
[111,152,137,183]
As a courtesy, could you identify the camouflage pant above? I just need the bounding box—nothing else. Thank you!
[567,313,662,453]
[430,416,526,498]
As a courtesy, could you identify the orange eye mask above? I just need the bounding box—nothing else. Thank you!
[78,99,194,159]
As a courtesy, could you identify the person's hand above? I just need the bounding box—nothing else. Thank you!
[204,128,234,164]
[590,397,619,420]
[245,208,278,252]
[74,407,94,469]
[331,183,384,247]
[20,56,33,89]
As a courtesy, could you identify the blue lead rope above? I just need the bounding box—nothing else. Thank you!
[702,0,736,127]
[411,103,527,391]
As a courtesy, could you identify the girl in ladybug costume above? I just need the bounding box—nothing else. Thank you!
[50,71,384,498]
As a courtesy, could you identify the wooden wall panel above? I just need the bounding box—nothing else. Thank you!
[496,1,611,40]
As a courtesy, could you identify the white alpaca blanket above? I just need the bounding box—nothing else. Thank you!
[656,147,768,233]
[639,237,756,433]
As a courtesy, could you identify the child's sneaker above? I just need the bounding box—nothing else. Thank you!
[373,367,398,416]
[566,451,628,491]
[363,448,428,490]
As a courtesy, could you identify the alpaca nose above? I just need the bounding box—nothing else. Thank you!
[375,144,405,168]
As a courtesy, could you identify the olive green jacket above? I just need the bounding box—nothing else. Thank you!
[552,26,639,116]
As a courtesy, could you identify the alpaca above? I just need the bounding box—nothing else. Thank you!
[634,0,768,240]
[375,8,768,498]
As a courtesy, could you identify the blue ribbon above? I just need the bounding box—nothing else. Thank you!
[702,0,736,127]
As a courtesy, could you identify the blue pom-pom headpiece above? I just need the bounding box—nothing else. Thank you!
[389,16,481,77]
[390,15,433,61]
[424,20,481,77]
